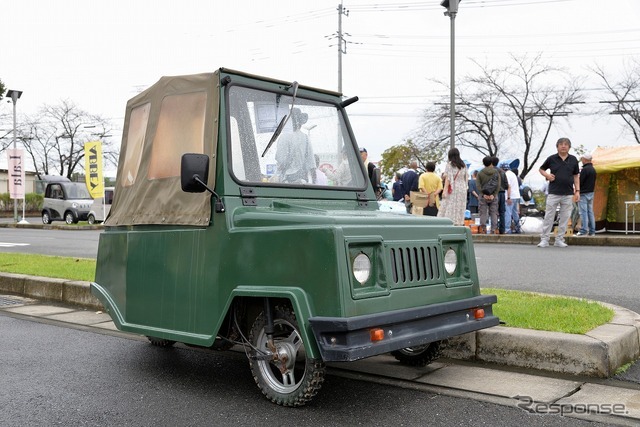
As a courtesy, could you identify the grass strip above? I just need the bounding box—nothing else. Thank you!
[0,253,95,282]
[484,287,614,334]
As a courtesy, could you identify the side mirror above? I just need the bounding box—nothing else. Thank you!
[181,153,209,193]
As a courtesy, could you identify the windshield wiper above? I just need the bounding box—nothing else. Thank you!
[261,81,299,158]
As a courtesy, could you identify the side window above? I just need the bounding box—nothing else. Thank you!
[121,103,150,187]
[148,92,206,180]
[51,184,63,199]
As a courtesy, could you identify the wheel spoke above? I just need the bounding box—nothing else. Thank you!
[283,330,302,352]
[281,369,296,386]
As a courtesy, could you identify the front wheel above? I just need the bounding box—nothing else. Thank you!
[249,305,325,407]
[87,214,96,225]
[390,341,442,367]
[64,211,77,225]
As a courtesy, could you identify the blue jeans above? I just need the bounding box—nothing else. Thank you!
[505,198,520,233]
[498,192,506,233]
[579,192,595,234]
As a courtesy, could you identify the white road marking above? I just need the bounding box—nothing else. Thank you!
[0,243,30,247]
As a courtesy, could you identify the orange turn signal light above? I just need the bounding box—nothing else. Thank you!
[370,328,385,342]
[473,308,485,319]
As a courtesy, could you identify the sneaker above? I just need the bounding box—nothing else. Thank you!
[575,231,587,236]
[588,233,595,236]
[537,240,549,248]
[554,240,568,248]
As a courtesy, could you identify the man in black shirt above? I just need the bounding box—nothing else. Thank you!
[537,137,580,248]
[576,154,597,236]
[401,160,420,213]
[491,156,508,234]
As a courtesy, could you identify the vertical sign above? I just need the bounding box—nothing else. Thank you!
[7,149,25,199]
[84,141,104,198]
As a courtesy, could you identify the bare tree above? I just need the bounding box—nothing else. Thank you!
[453,84,507,158]
[467,54,584,179]
[18,100,118,179]
[592,60,640,144]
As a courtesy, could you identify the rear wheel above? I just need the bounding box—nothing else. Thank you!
[249,305,325,407]
[42,212,52,225]
[147,337,176,347]
[87,214,96,225]
[390,341,442,367]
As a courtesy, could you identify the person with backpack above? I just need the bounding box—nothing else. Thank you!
[477,156,501,234]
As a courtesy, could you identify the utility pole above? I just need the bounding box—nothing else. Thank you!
[337,1,349,93]
[7,89,23,222]
[441,0,460,150]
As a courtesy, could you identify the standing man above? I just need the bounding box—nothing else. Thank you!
[537,137,580,248]
[503,164,521,234]
[477,156,500,234]
[467,170,479,214]
[402,160,420,213]
[360,147,380,196]
[491,157,507,234]
[576,154,597,236]
[276,108,316,184]
[392,172,405,202]
[418,162,443,216]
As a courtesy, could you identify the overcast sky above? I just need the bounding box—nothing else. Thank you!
[2,0,639,184]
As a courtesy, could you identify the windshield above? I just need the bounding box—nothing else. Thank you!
[227,85,366,189]
[62,182,92,199]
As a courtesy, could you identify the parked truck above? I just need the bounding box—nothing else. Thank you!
[91,68,498,406]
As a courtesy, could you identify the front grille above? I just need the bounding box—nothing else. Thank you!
[389,244,441,286]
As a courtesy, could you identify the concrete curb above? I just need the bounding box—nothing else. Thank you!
[472,232,640,247]
[1,271,638,378]
[0,273,103,310]
[0,222,104,231]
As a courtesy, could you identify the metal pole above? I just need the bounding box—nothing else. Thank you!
[449,11,457,149]
[337,1,344,93]
[11,96,18,222]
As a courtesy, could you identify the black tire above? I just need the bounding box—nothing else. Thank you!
[64,211,77,225]
[147,336,176,347]
[42,211,52,225]
[249,305,325,407]
[390,341,442,367]
[87,214,96,225]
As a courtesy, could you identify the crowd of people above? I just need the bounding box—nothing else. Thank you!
[369,136,596,247]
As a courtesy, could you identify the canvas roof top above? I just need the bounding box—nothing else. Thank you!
[592,146,640,174]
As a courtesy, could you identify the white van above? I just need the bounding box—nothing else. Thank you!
[87,187,114,224]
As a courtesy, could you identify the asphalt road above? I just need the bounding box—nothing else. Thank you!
[0,227,101,258]
[0,313,604,427]
[474,243,640,315]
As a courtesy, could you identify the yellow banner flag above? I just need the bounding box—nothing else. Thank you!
[84,141,104,198]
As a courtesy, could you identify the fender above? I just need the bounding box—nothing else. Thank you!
[230,285,320,359]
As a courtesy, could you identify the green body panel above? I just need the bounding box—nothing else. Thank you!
[92,68,493,361]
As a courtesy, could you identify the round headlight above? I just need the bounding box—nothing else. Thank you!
[353,253,371,284]
[444,248,457,275]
